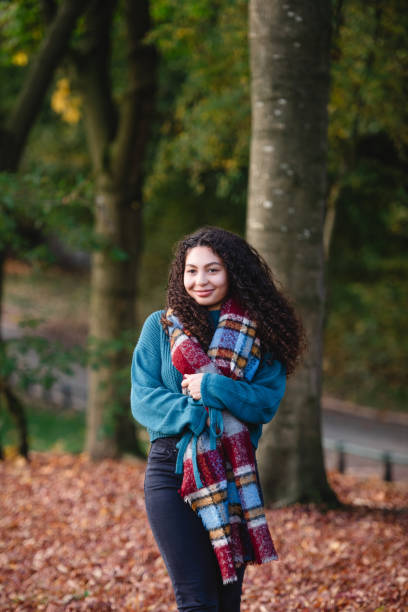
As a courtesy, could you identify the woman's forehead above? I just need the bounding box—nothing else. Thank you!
[185,245,223,266]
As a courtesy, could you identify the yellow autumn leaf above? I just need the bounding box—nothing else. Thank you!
[51,89,66,114]
[12,51,28,66]
[58,78,70,92]
[63,99,81,124]
[3,445,20,459]
[51,78,82,124]
[223,159,238,171]
[329,540,342,551]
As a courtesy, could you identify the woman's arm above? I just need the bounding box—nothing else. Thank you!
[200,358,286,425]
[130,312,208,437]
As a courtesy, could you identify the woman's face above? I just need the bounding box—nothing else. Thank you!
[184,246,228,310]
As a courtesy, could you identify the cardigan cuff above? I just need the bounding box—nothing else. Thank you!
[189,403,208,436]
[200,373,225,411]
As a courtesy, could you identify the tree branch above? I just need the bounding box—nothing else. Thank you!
[40,0,58,24]
[1,0,92,171]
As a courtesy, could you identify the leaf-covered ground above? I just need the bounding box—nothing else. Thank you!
[1,453,407,611]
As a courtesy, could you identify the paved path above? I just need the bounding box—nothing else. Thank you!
[322,408,408,455]
[321,406,408,482]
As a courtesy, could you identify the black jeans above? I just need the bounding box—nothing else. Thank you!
[144,436,245,612]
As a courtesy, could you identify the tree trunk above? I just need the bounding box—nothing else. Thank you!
[246,0,339,506]
[78,0,157,459]
[86,187,142,458]
[0,385,29,459]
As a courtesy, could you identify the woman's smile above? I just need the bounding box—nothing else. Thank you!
[195,289,213,296]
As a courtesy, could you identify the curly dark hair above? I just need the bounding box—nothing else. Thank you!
[161,226,305,375]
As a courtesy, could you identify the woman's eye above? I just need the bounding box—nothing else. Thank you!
[209,268,220,273]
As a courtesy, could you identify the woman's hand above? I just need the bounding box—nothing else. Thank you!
[181,373,204,401]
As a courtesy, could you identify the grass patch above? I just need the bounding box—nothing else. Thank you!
[0,399,85,454]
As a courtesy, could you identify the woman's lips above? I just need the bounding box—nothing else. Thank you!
[195,290,213,297]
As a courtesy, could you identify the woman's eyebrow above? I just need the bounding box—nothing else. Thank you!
[185,262,222,268]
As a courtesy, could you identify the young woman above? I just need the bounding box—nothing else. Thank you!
[131,226,303,612]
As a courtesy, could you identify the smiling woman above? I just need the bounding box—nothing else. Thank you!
[130,226,304,611]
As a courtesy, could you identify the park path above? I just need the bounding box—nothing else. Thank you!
[322,401,408,481]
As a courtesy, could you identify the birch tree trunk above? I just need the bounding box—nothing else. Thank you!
[75,0,156,459]
[246,0,339,505]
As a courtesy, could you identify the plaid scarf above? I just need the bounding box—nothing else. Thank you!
[167,299,278,584]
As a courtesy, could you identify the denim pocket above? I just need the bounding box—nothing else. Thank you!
[148,438,178,463]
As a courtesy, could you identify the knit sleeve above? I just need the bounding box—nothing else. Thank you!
[130,312,208,437]
[200,357,286,425]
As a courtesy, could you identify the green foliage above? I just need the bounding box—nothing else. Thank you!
[141,0,249,305]
[148,0,249,195]
[329,0,408,161]
[0,171,44,254]
[324,0,408,409]
[0,1,45,56]
[0,0,46,114]
[328,0,408,265]
[325,280,408,411]
[0,168,94,258]
[329,149,407,280]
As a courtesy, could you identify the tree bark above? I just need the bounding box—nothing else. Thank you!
[86,189,142,458]
[77,1,157,459]
[246,0,339,505]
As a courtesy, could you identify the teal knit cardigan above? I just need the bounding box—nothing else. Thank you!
[130,310,286,449]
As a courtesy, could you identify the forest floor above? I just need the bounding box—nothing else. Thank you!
[1,452,407,611]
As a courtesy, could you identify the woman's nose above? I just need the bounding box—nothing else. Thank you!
[196,271,208,285]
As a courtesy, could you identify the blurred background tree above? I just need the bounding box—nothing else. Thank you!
[64,0,157,459]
